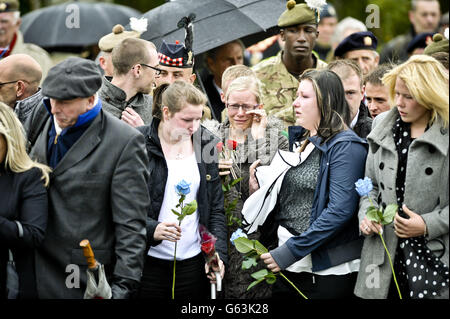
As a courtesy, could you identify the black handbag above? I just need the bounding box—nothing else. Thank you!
[6,221,23,299]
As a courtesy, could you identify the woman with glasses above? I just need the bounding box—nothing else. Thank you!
[136,81,227,299]
[251,69,368,299]
[355,55,449,299]
[0,102,50,299]
[203,75,288,299]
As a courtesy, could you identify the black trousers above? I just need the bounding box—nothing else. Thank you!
[138,253,209,299]
[272,271,358,299]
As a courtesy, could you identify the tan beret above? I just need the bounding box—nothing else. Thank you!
[98,24,140,53]
[278,1,318,28]
[0,0,19,12]
[424,33,449,56]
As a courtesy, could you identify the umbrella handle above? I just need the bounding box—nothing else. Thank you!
[215,271,222,292]
[211,282,216,299]
[80,239,98,269]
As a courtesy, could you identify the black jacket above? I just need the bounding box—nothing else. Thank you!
[201,74,225,122]
[0,166,48,299]
[137,118,228,265]
[353,102,373,139]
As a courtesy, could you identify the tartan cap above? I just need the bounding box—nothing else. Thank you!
[158,40,194,68]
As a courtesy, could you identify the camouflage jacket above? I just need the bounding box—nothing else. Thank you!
[252,51,327,129]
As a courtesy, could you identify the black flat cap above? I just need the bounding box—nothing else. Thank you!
[42,57,102,100]
[334,31,378,58]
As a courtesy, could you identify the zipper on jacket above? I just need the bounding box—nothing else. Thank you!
[312,275,315,284]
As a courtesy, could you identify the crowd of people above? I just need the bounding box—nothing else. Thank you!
[0,0,448,300]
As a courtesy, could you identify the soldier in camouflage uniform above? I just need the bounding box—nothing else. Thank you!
[252,0,327,129]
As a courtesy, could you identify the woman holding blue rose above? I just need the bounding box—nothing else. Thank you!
[354,55,449,299]
[136,81,227,299]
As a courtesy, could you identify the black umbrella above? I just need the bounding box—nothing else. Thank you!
[20,1,141,49]
[138,0,286,55]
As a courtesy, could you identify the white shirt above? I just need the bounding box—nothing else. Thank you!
[148,152,201,260]
[350,109,360,129]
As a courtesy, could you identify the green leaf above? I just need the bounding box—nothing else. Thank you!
[366,206,381,223]
[182,200,197,216]
[382,204,398,225]
[171,209,180,216]
[230,177,243,187]
[250,269,269,280]
[247,278,265,291]
[377,209,384,222]
[222,184,228,192]
[234,237,254,254]
[253,240,268,255]
[242,257,258,270]
[265,273,277,285]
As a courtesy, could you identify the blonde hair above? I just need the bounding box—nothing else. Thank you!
[162,80,207,118]
[382,54,449,128]
[0,102,51,186]
[221,65,256,95]
[225,76,263,105]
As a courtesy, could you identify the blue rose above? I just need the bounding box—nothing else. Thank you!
[230,228,248,246]
[355,177,373,197]
[175,180,191,196]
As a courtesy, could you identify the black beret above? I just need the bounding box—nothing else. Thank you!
[319,3,337,19]
[158,41,194,68]
[42,57,102,100]
[334,31,378,58]
[407,32,435,54]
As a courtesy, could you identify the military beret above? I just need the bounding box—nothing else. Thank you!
[319,3,337,19]
[0,0,19,12]
[334,31,378,58]
[424,33,449,56]
[278,0,325,28]
[407,32,435,54]
[42,57,102,100]
[98,24,140,53]
[159,40,194,68]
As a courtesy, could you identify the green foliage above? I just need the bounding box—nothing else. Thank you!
[365,203,398,225]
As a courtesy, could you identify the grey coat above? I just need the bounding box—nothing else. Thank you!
[354,107,449,299]
[99,76,153,124]
[28,109,150,299]
[14,88,43,125]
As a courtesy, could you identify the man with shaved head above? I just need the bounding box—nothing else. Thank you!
[0,53,43,123]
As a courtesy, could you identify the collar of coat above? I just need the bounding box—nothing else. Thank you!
[144,117,220,162]
[308,128,368,153]
[101,76,147,107]
[367,107,448,156]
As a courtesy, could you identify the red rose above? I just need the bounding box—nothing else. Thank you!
[201,240,216,256]
[227,140,238,151]
[216,142,224,153]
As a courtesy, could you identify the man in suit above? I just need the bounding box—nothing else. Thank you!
[201,40,245,122]
[26,57,150,299]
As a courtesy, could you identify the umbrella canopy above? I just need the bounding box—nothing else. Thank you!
[138,0,286,55]
[20,1,141,49]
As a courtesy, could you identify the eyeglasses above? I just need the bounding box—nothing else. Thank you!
[226,103,260,112]
[0,80,18,87]
[139,63,163,76]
